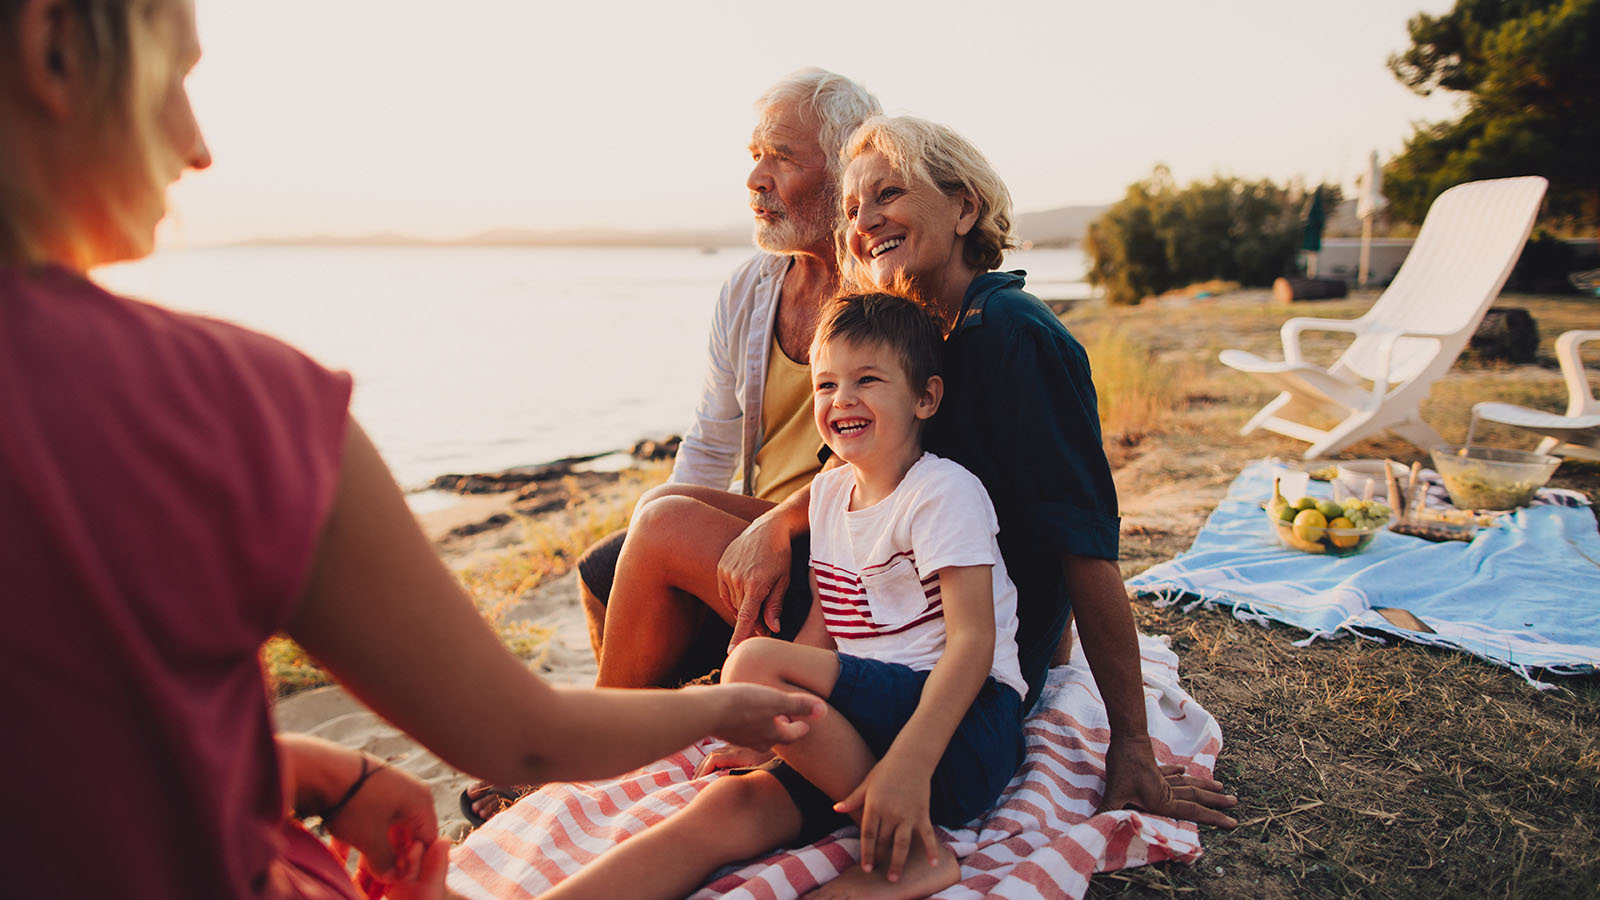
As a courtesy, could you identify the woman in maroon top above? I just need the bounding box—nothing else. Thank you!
[0,2,821,898]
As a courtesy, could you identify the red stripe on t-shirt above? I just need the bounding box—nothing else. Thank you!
[828,602,945,638]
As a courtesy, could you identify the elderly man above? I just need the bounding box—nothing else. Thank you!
[460,69,881,825]
[577,69,883,685]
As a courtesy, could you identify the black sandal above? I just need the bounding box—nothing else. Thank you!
[458,781,537,828]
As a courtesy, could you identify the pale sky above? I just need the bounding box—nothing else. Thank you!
[163,0,1461,245]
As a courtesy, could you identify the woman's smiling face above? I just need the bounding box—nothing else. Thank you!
[841,149,970,291]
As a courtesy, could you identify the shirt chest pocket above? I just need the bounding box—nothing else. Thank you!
[860,558,931,627]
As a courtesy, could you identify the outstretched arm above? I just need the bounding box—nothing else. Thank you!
[1065,554,1237,828]
[287,421,823,787]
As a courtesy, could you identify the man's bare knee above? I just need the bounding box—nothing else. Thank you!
[633,481,700,514]
[626,494,709,548]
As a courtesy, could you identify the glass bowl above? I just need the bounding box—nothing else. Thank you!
[1429,446,1560,510]
[1264,505,1391,556]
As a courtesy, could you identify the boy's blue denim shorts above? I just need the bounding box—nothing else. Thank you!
[761,652,1025,847]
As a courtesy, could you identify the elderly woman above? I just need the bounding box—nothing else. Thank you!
[600,116,1239,842]
[0,2,822,898]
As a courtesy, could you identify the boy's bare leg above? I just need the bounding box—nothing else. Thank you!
[537,770,803,900]
[724,640,961,900]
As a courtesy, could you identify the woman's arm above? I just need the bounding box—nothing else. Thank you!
[1065,554,1237,827]
[286,421,822,787]
[835,565,994,879]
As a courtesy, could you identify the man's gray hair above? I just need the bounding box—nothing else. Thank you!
[756,69,882,183]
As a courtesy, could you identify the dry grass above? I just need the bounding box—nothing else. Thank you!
[1082,324,1188,443]
[1065,289,1600,899]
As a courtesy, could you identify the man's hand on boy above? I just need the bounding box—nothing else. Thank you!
[720,513,795,648]
[833,755,941,883]
[1097,735,1238,828]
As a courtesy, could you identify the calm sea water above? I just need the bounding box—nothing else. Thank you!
[96,245,1089,491]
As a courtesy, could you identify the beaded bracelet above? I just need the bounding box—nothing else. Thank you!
[310,754,389,826]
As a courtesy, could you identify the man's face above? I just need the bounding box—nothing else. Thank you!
[747,102,834,254]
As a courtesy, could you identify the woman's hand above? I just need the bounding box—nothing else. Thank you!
[694,683,823,751]
[834,755,941,883]
[325,762,440,883]
[1096,735,1238,828]
[368,837,464,900]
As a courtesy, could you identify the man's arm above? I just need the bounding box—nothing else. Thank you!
[1065,553,1237,827]
[671,276,744,490]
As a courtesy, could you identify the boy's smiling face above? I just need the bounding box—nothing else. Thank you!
[811,336,941,476]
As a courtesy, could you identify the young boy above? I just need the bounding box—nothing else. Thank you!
[542,293,1026,900]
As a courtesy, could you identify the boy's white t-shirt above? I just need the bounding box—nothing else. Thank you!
[808,452,1027,698]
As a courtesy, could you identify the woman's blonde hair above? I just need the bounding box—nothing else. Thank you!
[842,116,1017,274]
[0,0,177,265]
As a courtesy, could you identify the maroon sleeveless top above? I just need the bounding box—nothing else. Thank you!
[0,264,358,898]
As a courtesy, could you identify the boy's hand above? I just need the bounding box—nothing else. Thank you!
[834,755,940,883]
[694,744,776,777]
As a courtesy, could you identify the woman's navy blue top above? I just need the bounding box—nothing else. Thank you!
[923,270,1121,712]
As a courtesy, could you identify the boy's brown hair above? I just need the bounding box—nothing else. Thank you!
[814,292,944,389]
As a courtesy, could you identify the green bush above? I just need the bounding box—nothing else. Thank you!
[1085,167,1311,305]
[1506,230,1591,293]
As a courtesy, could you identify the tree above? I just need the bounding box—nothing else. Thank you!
[1386,0,1600,228]
[1084,167,1310,305]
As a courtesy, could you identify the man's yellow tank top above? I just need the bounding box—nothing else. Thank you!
[752,334,822,502]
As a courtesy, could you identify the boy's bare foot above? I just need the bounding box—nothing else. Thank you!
[802,844,960,900]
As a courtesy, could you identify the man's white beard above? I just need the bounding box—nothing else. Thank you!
[752,188,837,254]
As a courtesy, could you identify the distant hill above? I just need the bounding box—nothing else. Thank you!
[1013,205,1108,247]
[239,224,754,250]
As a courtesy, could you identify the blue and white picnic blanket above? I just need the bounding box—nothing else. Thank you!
[1127,459,1600,688]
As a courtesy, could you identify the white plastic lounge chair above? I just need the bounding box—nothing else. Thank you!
[1473,329,1600,461]
[1219,175,1547,459]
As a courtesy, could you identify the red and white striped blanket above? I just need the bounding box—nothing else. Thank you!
[449,631,1221,900]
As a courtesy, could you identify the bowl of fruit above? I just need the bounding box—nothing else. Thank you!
[1264,478,1393,556]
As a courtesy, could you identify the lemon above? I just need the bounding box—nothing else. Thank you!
[1294,496,1319,511]
[1327,516,1359,548]
[1292,509,1327,543]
